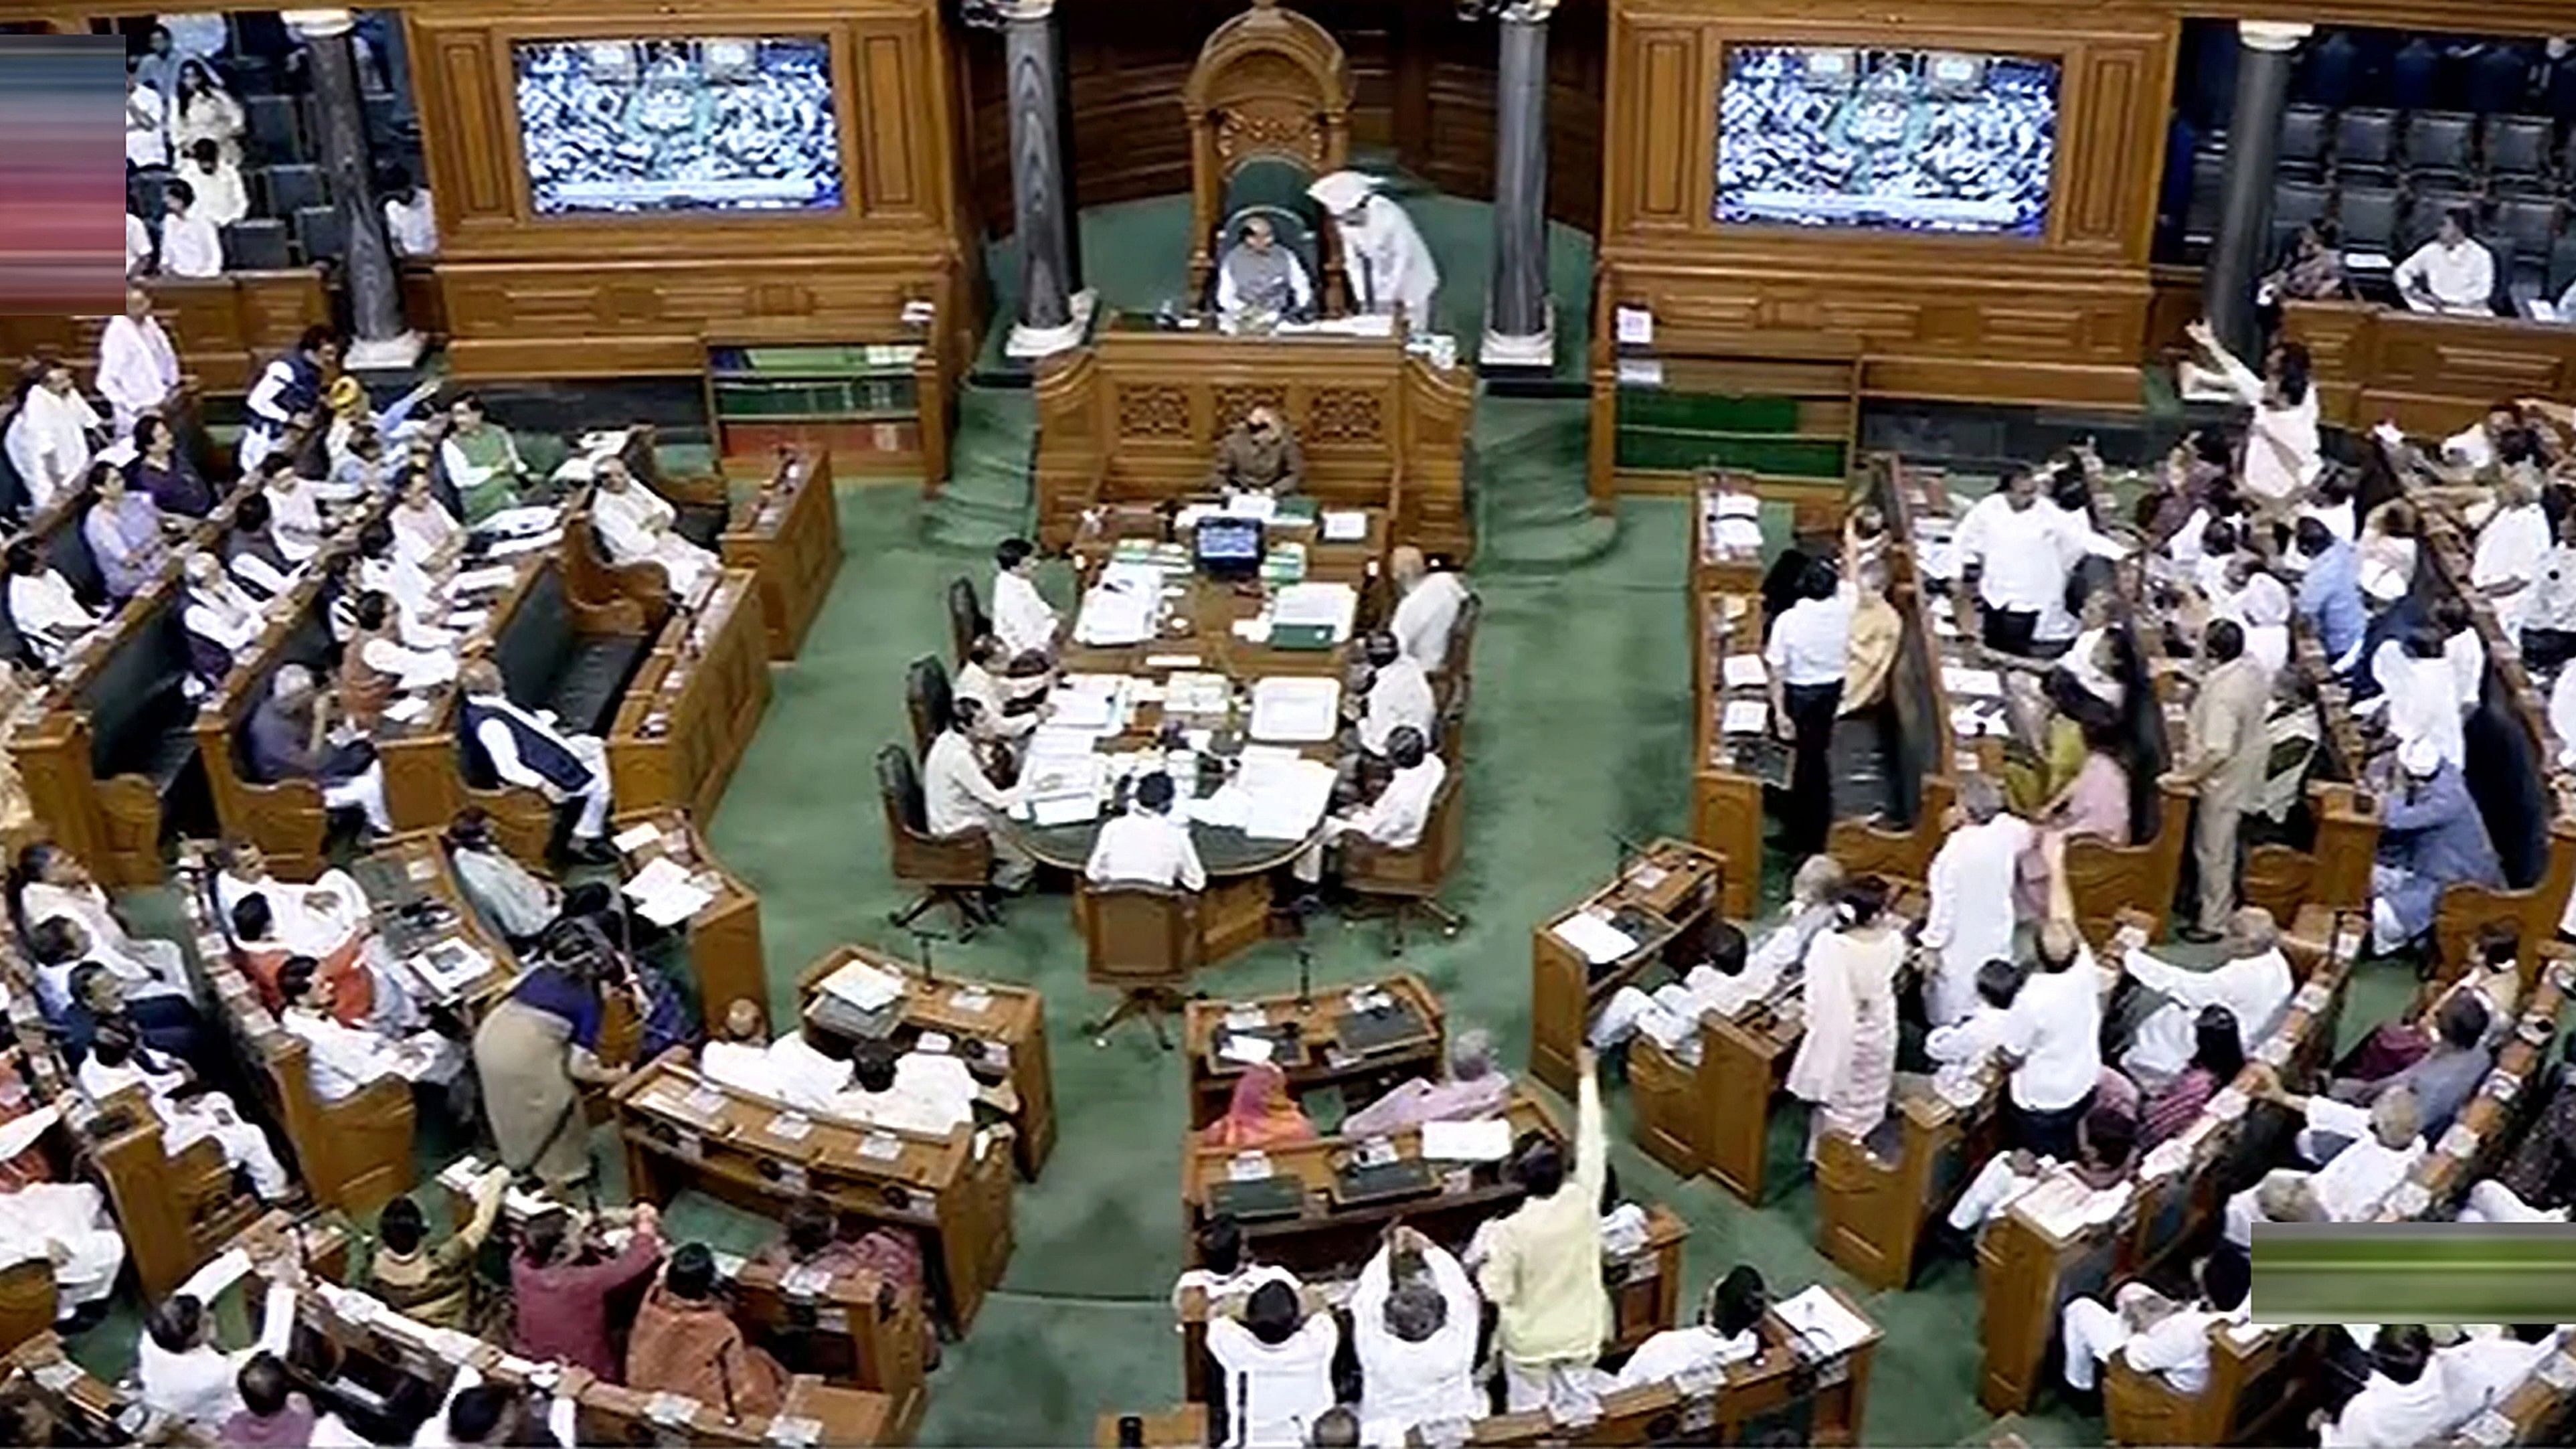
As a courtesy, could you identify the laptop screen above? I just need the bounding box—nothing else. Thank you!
[1196,517,1264,572]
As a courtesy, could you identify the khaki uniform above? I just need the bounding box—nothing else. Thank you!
[2182,655,2272,932]
[1211,423,1304,495]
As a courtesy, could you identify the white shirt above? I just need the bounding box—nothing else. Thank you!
[953,661,1040,740]
[2373,645,2468,769]
[1343,756,1444,850]
[124,86,167,169]
[594,483,713,591]
[1765,592,1853,687]
[1172,1263,1299,1314]
[1921,816,2035,1025]
[180,160,249,229]
[281,1007,400,1101]
[184,580,264,656]
[159,211,222,278]
[95,315,181,433]
[1391,572,1469,673]
[2437,1333,2555,1425]
[2122,946,2294,1082]
[2320,1367,2460,1448]
[2000,956,2103,1112]
[138,1279,296,1427]
[10,571,98,658]
[383,191,437,257]
[1359,655,1436,756]
[391,498,462,566]
[468,693,594,794]
[831,1051,978,1137]
[1351,1241,1480,1445]
[1086,809,1206,889]
[2394,237,2498,315]
[2305,1098,2425,1221]
[2115,1302,2241,1394]
[922,729,1016,837]
[2445,424,2499,472]
[1955,495,2075,618]
[1207,1311,1339,1449]
[126,213,153,276]
[991,569,1057,660]
[1215,244,1314,317]
[1614,1324,1761,1392]
[2476,503,2551,631]
[2205,345,2321,503]
[6,386,101,509]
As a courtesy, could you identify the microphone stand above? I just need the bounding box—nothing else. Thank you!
[904,922,946,987]
[1290,895,1320,1015]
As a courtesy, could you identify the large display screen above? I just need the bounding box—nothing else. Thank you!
[1715,46,2059,236]
[513,36,844,216]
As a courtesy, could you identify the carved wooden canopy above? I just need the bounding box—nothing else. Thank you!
[1181,0,1355,304]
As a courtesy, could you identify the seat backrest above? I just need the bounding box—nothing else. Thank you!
[1445,590,1481,679]
[50,509,105,600]
[2403,191,2480,251]
[243,93,300,158]
[260,162,326,215]
[2490,115,2555,175]
[946,576,986,665]
[906,655,954,758]
[2272,181,2331,248]
[220,219,291,272]
[1084,882,1201,984]
[81,604,187,779]
[292,204,345,263]
[2401,110,2475,168]
[2337,186,2401,250]
[2551,234,2576,297]
[876,742,930,837]
[2279,104,2328,161]
[2336,108,2398,165]
[2496,197,2562,260]
[492,564,574,706]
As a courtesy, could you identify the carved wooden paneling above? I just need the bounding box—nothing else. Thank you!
[2285,299,2576,437]
[1116,383,1193,438]
[434,32,509,219]
[1304,388,1383,445]
[2065,51,2144,248]
[858,31,921,211]
[1631,32,1695,223]
[1209,384,1288,430]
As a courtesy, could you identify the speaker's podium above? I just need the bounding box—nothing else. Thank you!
[1033,312,1472,561]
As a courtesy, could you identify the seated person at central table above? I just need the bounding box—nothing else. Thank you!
[594,452,717,597]
[992,537,1058,663]
[1215,216,1314,324]
[1086,770,1206,890]
[1341,1027,1509,1137]
[956,633,1052,748]
[1210,405,1304,496]
[926,695,1031,892]
[1292,726,1444,886]
[459,659,618,864]
[1349,630,1434,761]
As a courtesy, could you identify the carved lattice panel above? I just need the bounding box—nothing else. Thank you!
[1212,384,1289,433]
[1213,98,1326,168]
[1304,388,1383,444]
[1116,383,1193,439]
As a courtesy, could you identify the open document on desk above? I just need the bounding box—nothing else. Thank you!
[1774,1285,1874,1357]
[1237,753,1336,840]
[1270,582,1358,642]
[817,956,908,1012]
[622,856,718,928]
[1550,909,1639,965]
[1249,676,1341,742]
[1074,563,1166,646]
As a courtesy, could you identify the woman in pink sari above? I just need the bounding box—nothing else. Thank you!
[1201,1061,1318,1150]
[2016,717,2132,918]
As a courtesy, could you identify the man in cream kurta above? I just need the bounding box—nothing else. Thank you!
[2176,620,2273,937]
[96,286,181,436]
[592,456,716,597]
[1476,1047,1608,1411]
[1919,778,2033,1025]
[1308,171,1439,329]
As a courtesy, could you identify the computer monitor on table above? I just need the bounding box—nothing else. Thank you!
[1195,517,1264,580]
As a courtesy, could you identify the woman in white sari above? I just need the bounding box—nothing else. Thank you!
[1784,873,1905,1151]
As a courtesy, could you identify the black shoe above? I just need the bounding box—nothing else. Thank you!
[568,838,616,866]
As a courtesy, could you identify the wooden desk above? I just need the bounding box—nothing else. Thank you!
[1034,318,1472,560]
[721,448,844,661]
[2373,951,2570,1221]
[2285,299,2576,438]
[1816,1081,1993,1293]
[1688,585,1766,921]
[1529,841,1725,1097]
[608,568,771,821]
[1179,1088,1562,1282]
[613,1051,1017,1333]
[1691,473,1768,598]
[796,945,1058,1179]
[0,1334,168,1445]
[1180,974,1443,1131]
[615,811,766,1037]
[1630,989,1798,1204]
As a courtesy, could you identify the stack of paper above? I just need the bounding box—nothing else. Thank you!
[1050,675,1130,732]
[1021,752,1106,827]
[1270,582,1358,642]
[818,956,906,1011]
[1074,578,1157,646]
[486,529,564,559]
[1550,910,1637,964]
[1942,665,2004,697]
[1187,786,1251,831]
[1239,755,1335,839]
[622,857,717,927]
[452,564,519,596]
[1774,1286,1875,1355]
[1164,671,1231,716]
[1721,655,1768,689]
[1249,676,1341,742]
[1222,492,1279,521]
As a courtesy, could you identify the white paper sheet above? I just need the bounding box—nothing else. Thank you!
[1250,676,1343,742]
[817,957,907,1012]
[1721,655,1768,689]
[1549,910,1637,964]
[1614,306,1653,347]
[1774,1285,1875,1355]
[1239,756,1336,839]
[622,856,716,927]
[1271,582,1358,641]
[1942,665,2004,698]
[1720,700,1770,736]
[1420,1118,1512,1161]
[1321,511,1369,542]
[612,821,664,854]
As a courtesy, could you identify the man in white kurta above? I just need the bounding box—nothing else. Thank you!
[1084,772,1205,890]
[2394,210,2498,316]
[592,456,716,597]
[5,363,101,513]
[0,1106,126,1312]
[1355,633,1436,758]
[2223,1082,2423,1243]
[2474,481,2551,630]
[1296,730,1445,883]
[991,538,1057,661]
[157,183,224,279]
[1350,1228,1480,1445]
[1387,546,1470,673]
[2115,908,2294,1086]
[78,1031,290,1200]
[1919,778,2033,1025]
[96,286,181,436]
[2060,1250,2251,1394]
[1309,171,1440,329]
[278,962,458,1100]
[2319,1328,2456,1449]
[924,700,1029,889]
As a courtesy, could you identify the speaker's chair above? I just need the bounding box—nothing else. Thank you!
[1182,0,1353,313]
[1204,193,1322,321]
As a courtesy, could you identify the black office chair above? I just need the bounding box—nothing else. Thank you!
[2488,115,2557,183]
[220,219,292,272]
[2183,151,2229,252]
[946,576,989,667]
[876,743,995,940]
[905,655,955,758]
[243,93,301,161]
[2547,235,2576,307]
[2334,108,2399,183]
[292,204,345,263]
[2399,110,2476,183]
[2278,104,2330,181]
[2335,185,2403,254]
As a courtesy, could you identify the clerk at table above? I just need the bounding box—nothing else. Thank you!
[1210,406,1304,497]
[1086,771,1207,890]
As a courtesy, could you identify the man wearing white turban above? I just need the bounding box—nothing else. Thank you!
[1308,171,1440,331]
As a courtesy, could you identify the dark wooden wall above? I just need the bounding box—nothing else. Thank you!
[960,0,1608,240]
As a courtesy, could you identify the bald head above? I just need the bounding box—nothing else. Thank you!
[2223,907,2279,959]
[1391,545,1426,590]
[459,660,503,697]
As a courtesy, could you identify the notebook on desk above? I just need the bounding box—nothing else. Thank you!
[1335,1001,1430,1057]
[808,993,901,1043]
[1207,1175,1305,1223]
[1330,1158,1438,1208]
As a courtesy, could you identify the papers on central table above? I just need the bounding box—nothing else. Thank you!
[1074,563,1164,645]
[1019,752,1106,827]
[1249,676,1341,742]
[1163,671,1231,716]
[1238,754,1335,840]
[1321,511,1369,542]
[622,856,717,927]
[817,956,908,1012]
[1550,909,1638,965]
[1270,582,1358,643]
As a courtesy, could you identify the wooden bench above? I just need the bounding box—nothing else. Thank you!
[1529,841,1725,1098]
[1815,1078,1998,1294]
[606,568,771,821]
[796,948,1058,1179]
[13,573,199,887]
[2102,1318,2310,1448]
[721,447,843,660]
[0,268,330,398]
[612,1049,1017,1335]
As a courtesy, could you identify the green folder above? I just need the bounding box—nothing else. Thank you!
[1267,623,1337,651]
